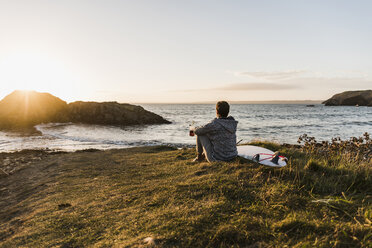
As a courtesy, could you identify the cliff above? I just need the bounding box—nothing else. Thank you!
[0,91,170,132]
[322,90,372,106]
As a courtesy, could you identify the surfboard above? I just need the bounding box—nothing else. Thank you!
[237,145,287,167]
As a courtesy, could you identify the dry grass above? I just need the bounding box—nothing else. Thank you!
[0,142,371,247]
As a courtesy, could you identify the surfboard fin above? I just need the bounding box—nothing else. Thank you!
[270,151,280,165]
[281,157,288,163]
[252,154,260,162]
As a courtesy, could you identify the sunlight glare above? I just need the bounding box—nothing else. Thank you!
[0,52,80,101]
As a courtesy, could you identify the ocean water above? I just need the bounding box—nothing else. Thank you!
[0,104,371,152]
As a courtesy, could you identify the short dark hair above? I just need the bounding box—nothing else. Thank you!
[216,101,230,118]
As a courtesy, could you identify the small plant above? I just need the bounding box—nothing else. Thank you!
[298,132,372,163]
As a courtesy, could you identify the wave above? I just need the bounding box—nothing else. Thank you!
[0,140,11,145]
[342,121,372,126]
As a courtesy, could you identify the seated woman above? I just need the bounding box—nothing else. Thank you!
[190,101,238,162]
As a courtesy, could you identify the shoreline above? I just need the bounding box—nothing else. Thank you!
[1,104,371,154]
[1,137,369,177]
[0,142,299,157]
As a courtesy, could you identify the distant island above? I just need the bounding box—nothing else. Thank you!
[0,90,170,134]
[323,90,372,106]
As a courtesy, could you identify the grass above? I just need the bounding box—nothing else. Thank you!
[0,142,371,247]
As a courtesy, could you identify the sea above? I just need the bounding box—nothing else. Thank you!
[0,104,371,152]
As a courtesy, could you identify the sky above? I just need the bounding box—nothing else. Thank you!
[0,0,371,103]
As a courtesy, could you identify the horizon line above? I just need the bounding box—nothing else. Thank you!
[131,100,325,105]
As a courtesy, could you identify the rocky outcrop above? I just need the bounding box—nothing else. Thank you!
[0,90,68,130]
[0,90,170,132]
[322,90,372,106]
[67,101,170,125]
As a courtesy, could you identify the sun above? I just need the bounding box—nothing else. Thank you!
[0,52,64,90]
[0,52,79,101]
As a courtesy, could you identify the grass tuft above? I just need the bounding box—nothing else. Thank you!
[304,159,323,172]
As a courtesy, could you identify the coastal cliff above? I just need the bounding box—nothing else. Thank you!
[322,90,372,106]
[0,90,170,132]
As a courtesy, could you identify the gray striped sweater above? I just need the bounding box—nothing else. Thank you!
[194,116,238,161]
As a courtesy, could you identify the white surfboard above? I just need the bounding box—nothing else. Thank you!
[237,145,287,167]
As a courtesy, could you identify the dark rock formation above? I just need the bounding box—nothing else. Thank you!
[0,90,68,130]
[67,101,170,125]
[0,90,170,132]
[322,90,372,106]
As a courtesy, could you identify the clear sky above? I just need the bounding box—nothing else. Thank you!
[0,0,371,103]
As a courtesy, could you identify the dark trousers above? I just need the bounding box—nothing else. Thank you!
[196,135,216,162]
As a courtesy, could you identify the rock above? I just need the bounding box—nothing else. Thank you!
[67,101,171,125]
[0,90,68,130]
[0,168,9,176]
[0,90,170,132]
[323,90,372,106]
[3,159,11,166]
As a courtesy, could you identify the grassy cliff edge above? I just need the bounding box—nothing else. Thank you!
[0,143,371,247]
